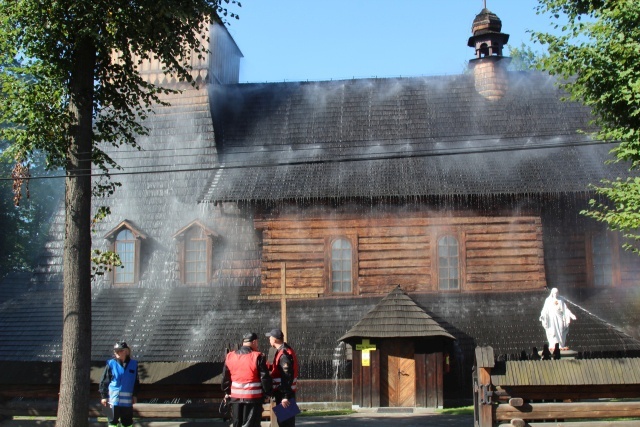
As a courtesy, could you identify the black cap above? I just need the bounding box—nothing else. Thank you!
[265,328,284,340]
[243,332,258,342]
[114,342,129,350]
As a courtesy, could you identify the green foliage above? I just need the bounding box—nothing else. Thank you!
[507,43,546,71]
[0,2,240,425]
[533,0,640,251]
[0,146,64,279]
[582,177,640,254]
[0,0,240,177]
[90,249,121,278]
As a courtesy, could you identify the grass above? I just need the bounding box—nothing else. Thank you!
[12,416,56,420]
[299,409,356,417]
[298,406,474,417]
[436,406,474,415]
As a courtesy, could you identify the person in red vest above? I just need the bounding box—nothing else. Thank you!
[222,332,272,427]
[265,328,299,427]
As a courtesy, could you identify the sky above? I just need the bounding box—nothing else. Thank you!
[225,0,555,83]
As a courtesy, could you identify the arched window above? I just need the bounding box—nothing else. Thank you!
[438,235,459,290]
[115,229,135,284]
[331,238,353,293]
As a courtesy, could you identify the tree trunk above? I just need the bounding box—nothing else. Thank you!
[56,36,96,427]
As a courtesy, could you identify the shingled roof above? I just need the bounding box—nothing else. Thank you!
[338,286,455,342]
[2,286,637,366]
[204,72,626,203]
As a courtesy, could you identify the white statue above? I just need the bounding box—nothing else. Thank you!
[539,288,577,350]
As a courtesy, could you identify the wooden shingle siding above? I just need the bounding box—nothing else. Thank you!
[491,358,640,387]
[257,214,546,295]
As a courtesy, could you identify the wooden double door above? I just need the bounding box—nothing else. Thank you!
[380,339,416,407]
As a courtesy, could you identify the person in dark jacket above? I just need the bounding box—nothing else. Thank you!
[222,332,272,427]
[99,342,140,427]
[265,328,299,427]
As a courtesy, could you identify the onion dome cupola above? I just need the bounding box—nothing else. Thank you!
[467,7,510,59]
[467,5,511,101]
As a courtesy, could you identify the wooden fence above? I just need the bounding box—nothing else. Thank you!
[473,346,640,427]
[0,377,347,421]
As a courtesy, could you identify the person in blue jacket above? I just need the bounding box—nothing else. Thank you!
[99,342,140,427]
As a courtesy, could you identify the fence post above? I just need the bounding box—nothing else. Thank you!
[474,346,495,427]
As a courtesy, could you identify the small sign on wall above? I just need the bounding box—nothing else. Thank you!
[362,350,370,366]
[356,339,377,367]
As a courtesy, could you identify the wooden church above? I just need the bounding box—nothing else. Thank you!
[2,5,640,412]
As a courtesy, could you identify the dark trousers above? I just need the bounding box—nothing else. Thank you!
[231,400,263,427]
[274,393,296,427]
[108,405,133,426]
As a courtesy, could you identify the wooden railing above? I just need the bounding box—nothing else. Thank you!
[473,346,640,427]
[0,401,230,419]
[0,384,249,420]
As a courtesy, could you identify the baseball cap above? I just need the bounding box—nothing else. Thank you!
[265,328,284,340]
[243,332,258,342]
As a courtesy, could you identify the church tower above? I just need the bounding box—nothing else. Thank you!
[122,20,242,86]
[467,6,511,100]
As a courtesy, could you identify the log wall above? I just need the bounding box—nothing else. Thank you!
[256,214,546,295]
[543,216,640,288]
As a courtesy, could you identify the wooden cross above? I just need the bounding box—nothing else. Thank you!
[279,262,288,338]
[248,262,319,339]
[356,339,377,367]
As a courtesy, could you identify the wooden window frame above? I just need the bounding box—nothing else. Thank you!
[585,231,621,287]
[103,220,147,287]
[325,235,358,295]
[173,220,218,286]
[432,228,465,292]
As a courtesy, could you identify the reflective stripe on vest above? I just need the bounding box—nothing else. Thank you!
[225,350,263,399]
[107,359,137,407]
[231,380,263,397]
[270,346,299,391]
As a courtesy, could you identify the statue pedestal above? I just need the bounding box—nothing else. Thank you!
[538,349,578,359]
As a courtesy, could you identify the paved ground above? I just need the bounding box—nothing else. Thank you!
[2,413,474,427]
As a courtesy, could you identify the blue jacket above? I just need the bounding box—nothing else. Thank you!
[99,357,139,407]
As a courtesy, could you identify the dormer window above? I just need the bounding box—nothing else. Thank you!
[173,220,218,285]
[115,229,135,284]
[104,220,147,286]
